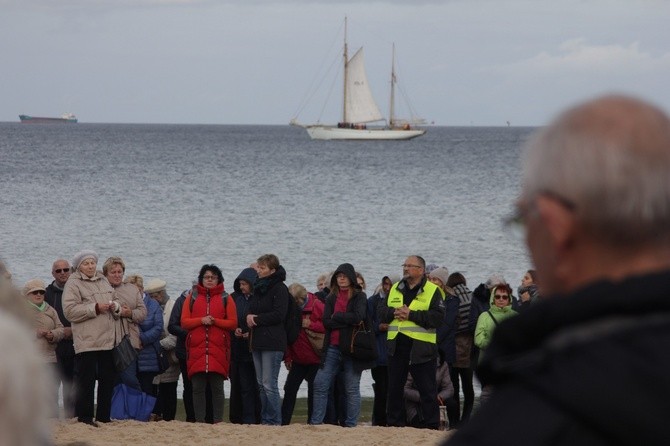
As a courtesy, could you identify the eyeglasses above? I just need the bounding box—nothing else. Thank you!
[503,190,576,239]
[401,264,422,269]
[494,294,510,300]
[203,275,218,281]
[30,290,46,295]
[54,268,70,274]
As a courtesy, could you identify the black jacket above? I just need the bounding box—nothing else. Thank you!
[248,265,289,352]
[231,267,258,361]
[45,281,75,359]
[322,263,375,371]
[446,271,670,446]
[168,290,190,361]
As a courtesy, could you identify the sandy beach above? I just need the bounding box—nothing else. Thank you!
[52,419,452,445]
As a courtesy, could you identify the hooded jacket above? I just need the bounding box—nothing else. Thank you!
[473,286,518,351]
[322,263,375,370]
[231,267,258,361]
[181,282,238,378]
[248,265,289,352]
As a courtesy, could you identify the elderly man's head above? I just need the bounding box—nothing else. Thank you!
[518,95,670,295]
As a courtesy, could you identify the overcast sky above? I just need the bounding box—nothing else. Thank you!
[2,0,668,126]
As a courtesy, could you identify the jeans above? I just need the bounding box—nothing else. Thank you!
[252,350,283,425]
[311,345,362,427]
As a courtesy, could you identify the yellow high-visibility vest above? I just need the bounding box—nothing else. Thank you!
[387,280,440,344]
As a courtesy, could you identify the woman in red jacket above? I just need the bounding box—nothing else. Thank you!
[181,264,237,423]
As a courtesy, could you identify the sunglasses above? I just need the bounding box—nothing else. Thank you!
[494,294,510,300]
[30,290,46,295]
[54,268,70,274]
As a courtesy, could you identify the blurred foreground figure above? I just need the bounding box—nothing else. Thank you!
[0,283,53,446]
[447,95,670,445]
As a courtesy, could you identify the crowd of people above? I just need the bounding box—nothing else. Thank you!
[1,251,538,430]
[3,94,669,445]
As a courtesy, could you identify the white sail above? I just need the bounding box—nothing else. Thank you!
[345,48,384,124]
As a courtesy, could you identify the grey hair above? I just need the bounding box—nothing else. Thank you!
[522,95,670,245]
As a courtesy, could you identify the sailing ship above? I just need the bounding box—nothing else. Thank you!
[291,19,426,141]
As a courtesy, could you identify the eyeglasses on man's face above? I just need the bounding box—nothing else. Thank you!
[502,190,576,239]
[54,268,70,274]
[401,264,422,269]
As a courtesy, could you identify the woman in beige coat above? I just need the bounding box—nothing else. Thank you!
[24,278,64,416]
[63,250,121,427]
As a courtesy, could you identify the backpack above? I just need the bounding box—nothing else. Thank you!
[285,288,301,345]
[188,288,228,313]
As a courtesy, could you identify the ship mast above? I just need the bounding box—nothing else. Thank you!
[342,16,348,124]
[389,43,396,128]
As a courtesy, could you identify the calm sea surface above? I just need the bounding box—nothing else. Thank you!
[0,122,535,397]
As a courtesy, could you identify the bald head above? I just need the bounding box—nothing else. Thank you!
[522,95,670,246]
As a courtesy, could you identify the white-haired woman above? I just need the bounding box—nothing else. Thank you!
[63,250,121,427]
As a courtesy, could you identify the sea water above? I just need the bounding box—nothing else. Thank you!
[0,122,535,397]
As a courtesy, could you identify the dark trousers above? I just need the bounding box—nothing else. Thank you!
[371,365,388,426]
[138,371,157,396]
[56,353,76,417]
[179,358,212,422]
[387,337,439,429]
[450,366,474,425]
[281,362,318,425]
[75,350,118,423]
[153,381,178,421]
[229,359,260,424]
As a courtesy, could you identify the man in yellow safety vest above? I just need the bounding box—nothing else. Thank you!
[378,255,445,429]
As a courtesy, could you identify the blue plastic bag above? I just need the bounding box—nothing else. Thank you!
[110,383,157,421]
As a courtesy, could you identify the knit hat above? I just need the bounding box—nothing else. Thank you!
[144,278,167,294]
[22,278,46,296]
[428,267,450,287]
[425,263,439,275]
[72,250,98,271]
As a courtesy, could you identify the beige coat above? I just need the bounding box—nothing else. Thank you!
[113,282,147,349]
[62,271,119,354]
[153,297,180,384]
[29,302,64,363]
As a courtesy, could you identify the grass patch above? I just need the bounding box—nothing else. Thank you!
[174,397,375,424]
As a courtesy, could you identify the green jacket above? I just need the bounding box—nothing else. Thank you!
[474,286,518,351]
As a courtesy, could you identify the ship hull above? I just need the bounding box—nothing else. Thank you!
[19,115,78,124]
[305,125,425,140]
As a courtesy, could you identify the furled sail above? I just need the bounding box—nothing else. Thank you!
[344,48,384,124]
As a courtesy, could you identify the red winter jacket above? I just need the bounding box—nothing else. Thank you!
[181,283,237,378]
[285,293,325,365]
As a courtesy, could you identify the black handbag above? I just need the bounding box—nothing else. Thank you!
[155,345,170,374]
[113,322,138,372]
[342,319,378,361]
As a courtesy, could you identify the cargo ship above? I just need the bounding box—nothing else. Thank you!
[19,113,78,124]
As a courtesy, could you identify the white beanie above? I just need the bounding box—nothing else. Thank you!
[72,250,98,271]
